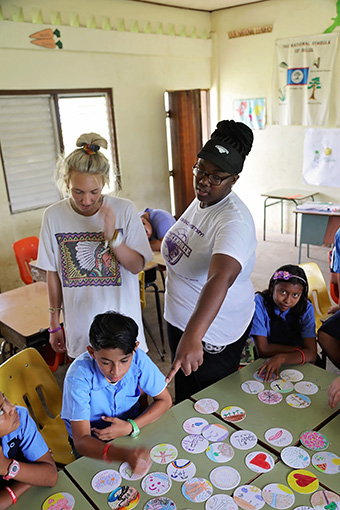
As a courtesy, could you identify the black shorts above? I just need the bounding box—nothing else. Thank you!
[319,309,340,341]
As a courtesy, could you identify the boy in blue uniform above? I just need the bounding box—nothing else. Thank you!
[61,311,172,471]
[0,392,57,508]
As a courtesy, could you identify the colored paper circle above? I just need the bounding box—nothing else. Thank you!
[311,490,340,510]
[201,423,229,442]
[42,492,75,510]
[281,446,310,469]
[294,381,318,395]
[312,451,340,474]
[209,466,240,490]
[258,389,283,404]
[91,469,121,493]
[241,380,264,394]
[221,405,246,422]
[286,393,311,408]
[150,443,178,464]
[206,494,238,510]
[119,461,149,481]
[230,429,257,450]
[166,458,196,482]
[280,369,304,382]
[253,370,277,383]
[233,485,265,510]
[287,469,319,494]
[265,428,293,447]
[182,477,213,503]
[194,398,219,414]
[262,483,295,509]
[271,379,294,393]
[141,472,172,496]
[245,451,275,473]
[143,497,176,510]
[108,486,139,509]
[206,442,234,463]
[181,434,209,454]
[300,431,329,451]
[183,417,208,434]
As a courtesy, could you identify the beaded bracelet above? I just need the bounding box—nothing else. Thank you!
[103,443,111,463]
[293,347,305,365]
[48,325,62,334]
[5,486,17,505]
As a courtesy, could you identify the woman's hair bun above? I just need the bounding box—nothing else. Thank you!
[76,133,108,150]
[211,119,253,158]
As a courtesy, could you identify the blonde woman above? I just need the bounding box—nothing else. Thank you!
[37,133,152,359]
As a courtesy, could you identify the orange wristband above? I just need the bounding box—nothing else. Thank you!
[5,486,17,505]
[293,348,305,365]
[103,443,111,463]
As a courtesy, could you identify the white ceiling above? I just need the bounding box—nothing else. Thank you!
[132,0,268,12]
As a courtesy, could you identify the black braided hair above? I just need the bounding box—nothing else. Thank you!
[210,119,253,158]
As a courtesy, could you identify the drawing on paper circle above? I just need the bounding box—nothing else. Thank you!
[42,492,75,510]
[230,429,257,450]
[258,390,283,404]
[209,466,240,490]
[233,484,265,510]
[206,442,234,463]
[270,379,294,393]
[279,369,303,382]
[91,469,121,493]
[107,486,140,510]
[300,430,329,451]
[287,469,319,494]
[265,428,293,447]
[141,472,172,496]
[312,451,340,474]
[262,483,295,509]
[150,443,178,464]
[220,405,246,422]
[182,417,208,434]
[166,458,196,482]
[281,446,310,469]
[181,477,213,503]
[241,380,264,394]
[194,398,219,414]
[245,451,275,473]
[201,423,229,442]
[181,434,209,454]
[286,393,311,408]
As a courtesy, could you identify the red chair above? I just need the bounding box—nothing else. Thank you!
[12,236,39,285]
[328,249,339,304]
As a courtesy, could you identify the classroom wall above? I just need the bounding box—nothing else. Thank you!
[211,0,339,234]
[0,0,211,291]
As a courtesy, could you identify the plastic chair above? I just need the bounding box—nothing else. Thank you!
[12,236,39,285]
[328,249,339,304]
[0,348,75,466]
[299,262,332,331]
[139,271,165,361]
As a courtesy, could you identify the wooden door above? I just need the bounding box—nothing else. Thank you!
[166,90,210,218]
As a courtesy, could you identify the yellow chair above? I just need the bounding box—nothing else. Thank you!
[299,262,332,330]
[0,348,75,466]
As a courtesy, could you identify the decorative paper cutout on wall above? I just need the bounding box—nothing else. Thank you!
[234,98,266,130]
[29,28,63,49]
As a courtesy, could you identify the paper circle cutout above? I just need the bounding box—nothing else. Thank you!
[262,483,295,509]
[265,428,293,447]
[287,469,319,494]
[143,497,176,510]
[312,451,340,474]
[271,379,294,393]
[253,370,277,383]
[42,492,75,510]
[182,417,208,434]
[108,486,139,509]
[286,393,311,408]
[206,442,234,463]
[91,469,121,493]
[294,381,318,395]
[241,380,264,394]
[181,434,209,454]
[194,398,219,414]
[206,494,238,510]
[258,389,283,404]
[119,461,149,481]
[311,490,340,510]
[281,446,310,469]
[182,477,213,503]
[300,431,329,451]
[230,429,257,450]
[150,443,178,464]
[233,485,265,510]
[166,458,196,481]
[209,466,240,490]
[220,405,246,422]
[141,472,172,496]
[280,369,304,382]
[201,423,229,442]
[245,451,275,473]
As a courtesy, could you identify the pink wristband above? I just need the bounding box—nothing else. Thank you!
[48,325,62,334]
[5,486,17,505]
[103,443,111,463]
[293,348,305,365]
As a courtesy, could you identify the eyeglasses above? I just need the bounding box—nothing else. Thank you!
[192,165,233,186]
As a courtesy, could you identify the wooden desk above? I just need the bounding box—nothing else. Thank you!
[294,209,340,263]
[0,282,49,350]
[261,189,319,244]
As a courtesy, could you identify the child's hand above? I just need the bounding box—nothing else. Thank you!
[126,447,151,475]
[328,376,340,408]
[258,355,284,382]
[92,417,131,440]
[99,205,116,242]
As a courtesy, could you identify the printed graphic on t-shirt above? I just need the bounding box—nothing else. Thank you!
[56,231,121,288]
[163,228,192,266]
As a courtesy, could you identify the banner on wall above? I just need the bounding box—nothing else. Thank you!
[303,128,340,187]
[233,98,266,130]
[272,33,339,126]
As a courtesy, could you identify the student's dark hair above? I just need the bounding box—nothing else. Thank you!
[257,264,309,331]
[89,311,138,354]
[211,119,254,158]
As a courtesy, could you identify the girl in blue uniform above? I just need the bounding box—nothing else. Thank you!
[250,264,317,381]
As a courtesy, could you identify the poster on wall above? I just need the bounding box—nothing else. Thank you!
[272,33,339,126]
[303,128,340,187]
[233,98,266,130]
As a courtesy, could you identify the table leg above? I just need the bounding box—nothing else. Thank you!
[281,199,283,234]
[263,198,267,241]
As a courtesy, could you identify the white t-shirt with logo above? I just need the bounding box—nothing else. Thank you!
[38,195,153,358]
[162,191,257,346]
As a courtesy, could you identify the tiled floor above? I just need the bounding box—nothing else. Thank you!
[54,227,340,400]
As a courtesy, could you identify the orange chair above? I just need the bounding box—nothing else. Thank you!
[12,236,39,285]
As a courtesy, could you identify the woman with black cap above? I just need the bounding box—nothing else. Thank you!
[162,120,257,403]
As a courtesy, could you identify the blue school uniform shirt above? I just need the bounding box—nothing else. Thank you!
[61,349,167,437]
[250,293,316,345]
[0,406,48,489]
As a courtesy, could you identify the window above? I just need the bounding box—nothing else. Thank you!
[0,89,119,214]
